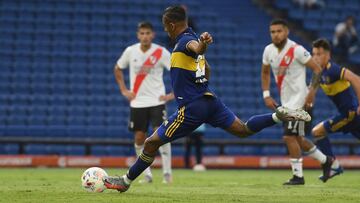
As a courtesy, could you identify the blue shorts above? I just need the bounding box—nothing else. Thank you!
[157,96,236,143]
[323,110,360,139]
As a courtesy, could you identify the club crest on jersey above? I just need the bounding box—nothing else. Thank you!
[149,55,157,65]
[283,55,291,65]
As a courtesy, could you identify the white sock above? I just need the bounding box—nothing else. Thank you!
[306,146,327,164]
[332,159,340,169]
[123,174,132,185]
[134,144,152,177]
[290,158,303,178]
[159,143,172,175]
[272,113,281,123]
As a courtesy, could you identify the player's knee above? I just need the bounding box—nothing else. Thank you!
[282,135,296,143]
[134,131,146,145]
[143,137,162,155]
[227,118,252,138]
[312,127,325,138]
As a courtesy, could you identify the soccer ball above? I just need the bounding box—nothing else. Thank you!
[81,167,108,193]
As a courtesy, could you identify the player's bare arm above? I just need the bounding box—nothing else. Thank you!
[261,63,278,109]
[159,92,175,102]
[205,60,211,81]
[304,58,322,109]
[343,69,360,114]
[114,65,135,101]
[186,32,213,55]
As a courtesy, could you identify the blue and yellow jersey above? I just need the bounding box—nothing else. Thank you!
[320,62,358,113]
[170,27,213,106]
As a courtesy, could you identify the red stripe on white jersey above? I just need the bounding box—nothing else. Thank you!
[277,45,298,93]
[133,48,163,95]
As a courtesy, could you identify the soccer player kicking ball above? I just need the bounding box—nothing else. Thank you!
[114,21,173,184]
[311,38,360,182]
[103,6,320,193]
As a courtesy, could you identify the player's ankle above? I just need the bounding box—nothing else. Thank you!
[272,113,281,123]
[123,175,132,185]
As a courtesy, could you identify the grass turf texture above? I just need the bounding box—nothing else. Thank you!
[0,168,359,203]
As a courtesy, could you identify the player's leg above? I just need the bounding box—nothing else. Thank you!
[294,119,333,182]
[282,119,331,185]
[282,129,305,185]
[104,104,202,192]
[150,104,172,183]
[194,132,204,165]
[299,135,329,163]
[312,122,335,157]
[134,131,153,183]
[313,120,344,181]
[192,131,206,171]
[208,97,311,138]
[129,107,153,183]
[103,130,165,192]
[184,135,192,168]
[224,112,308,138]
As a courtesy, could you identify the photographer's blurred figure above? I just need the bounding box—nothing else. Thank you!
[333,16,359,62]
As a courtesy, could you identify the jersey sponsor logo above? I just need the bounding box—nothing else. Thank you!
[195,55,207,84]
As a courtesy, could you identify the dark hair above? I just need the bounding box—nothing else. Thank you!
[270,19,288,27]
[312,38,331,51]
[346,15,354,21]
[137,21,154,31]
[163,5,187,23]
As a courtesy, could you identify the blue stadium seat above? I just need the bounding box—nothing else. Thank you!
[171,146,185,156]
[224,145,261,155]
[67,126,87,138]
[28,125,48,137]
[261,146,287,155]
[332,145,350,155]
[67,145,86,155]
[203,146,221,156]
[0,144,19,154]
[25,144,47,155]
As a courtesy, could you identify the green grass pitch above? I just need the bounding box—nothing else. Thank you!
[0,168,359,203]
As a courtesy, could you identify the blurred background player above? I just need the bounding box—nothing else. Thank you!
[311,38,360,181]
[114,21,174,184]
[261,19,333,185]
[184,124,206,171]
[103,6,317,193]
[332,16,359,63]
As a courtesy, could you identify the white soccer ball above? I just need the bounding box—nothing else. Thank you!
[81,167,108,193]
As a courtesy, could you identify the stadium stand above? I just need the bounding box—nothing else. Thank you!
[0,0,358,157]
[273,0,360,64]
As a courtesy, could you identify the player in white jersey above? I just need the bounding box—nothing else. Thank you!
[261,19,333,185]
[114,22,174,184]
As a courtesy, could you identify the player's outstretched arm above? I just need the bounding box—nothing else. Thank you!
[187,32,213,55]
[343,69,360,114]
[114,65,135,101]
